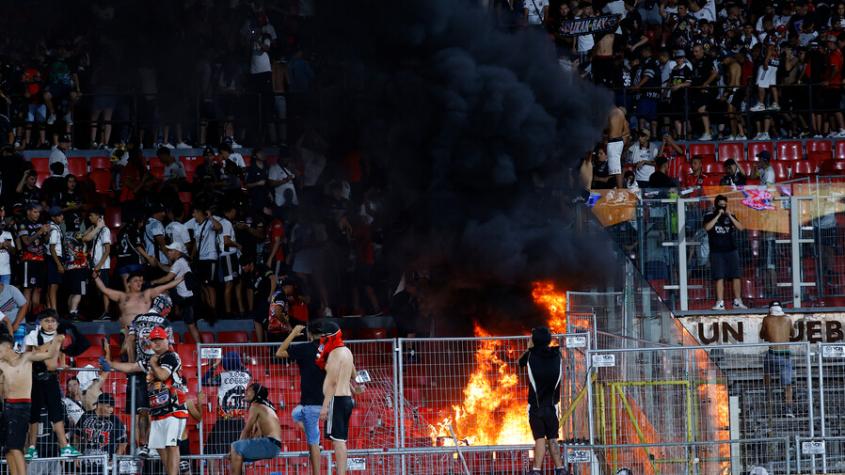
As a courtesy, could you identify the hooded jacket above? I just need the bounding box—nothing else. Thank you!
[518,346,562,410]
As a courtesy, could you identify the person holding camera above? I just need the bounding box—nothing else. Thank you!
[703,195,747,310]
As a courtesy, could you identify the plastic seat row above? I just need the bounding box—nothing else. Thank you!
[687,139,844,162]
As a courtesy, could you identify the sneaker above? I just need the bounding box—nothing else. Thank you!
[785,405,795,418]
[137,445,150,458]
[733,299,748,309]
[230,139,243,149]
[528,470,542,475]
[768,102,780,111]
[323,307,333,317]
[725,135,736,141]
[837,130,845,138]
[753,133,764,140]
[64,112,73,126]
[698,133,712,141]
[60,445,81,457]
[175,141,192,149]
[750,103,766,112]
[98,312,112,321]
[712,300,726,310]
[757,132,770,140]
[25,447,38,461]
[47,114,57,125]
[736,134,747,140]
[162,142,175,149]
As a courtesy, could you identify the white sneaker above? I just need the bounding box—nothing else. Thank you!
[837,130,845,138]
[757,132,770,140]
[698,133,712,141]
[750,104,766,112]
[175,141,192,149]
[64,112,73,126]
[768,102,780,111]
[162,142,175,149]
[753,133,764,140]
[814,134,824,138]
[736,134,747,140]
[712,301,726,310]
[726,135,736,141]
[323,307,333,317]
[230,139,243,149]
[46,114,56,125]
[733,299,748,309]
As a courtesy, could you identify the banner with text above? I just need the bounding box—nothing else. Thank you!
[679,312,845,354]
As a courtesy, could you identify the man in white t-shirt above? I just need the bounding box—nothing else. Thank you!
[144,205,168,266]
[220,144,246,168]
[82,209,112,320]
[184,204,222,313]
[267,159,298,207]
[0,209,15,285]
[46,206,66,310]
[165,206,190,251]
[151,242,200,344]
[48,135,71,177]
[0,283,26,333]
[627,129,659,188]
[524,0,549,27]
[217,205,242,318]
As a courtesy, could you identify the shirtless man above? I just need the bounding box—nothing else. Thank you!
[607,106,630,189]
[229,383,282,475]
[760,301,795,418]
[93,270,181,330]
[0,333,63,475]
[315,321,363,475]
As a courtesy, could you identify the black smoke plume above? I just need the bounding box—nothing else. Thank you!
[313,0,616,334]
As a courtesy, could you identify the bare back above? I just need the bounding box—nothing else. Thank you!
[251,404,282,440]
[324,347,354,397]
[608,107,627,139]
[0,357,33,399]
[118,291,153,328]
[761,316,793,351]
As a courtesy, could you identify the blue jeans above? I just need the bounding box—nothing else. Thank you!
[292,405,322,445]
[0,275,10,285]
[231,437,281,461]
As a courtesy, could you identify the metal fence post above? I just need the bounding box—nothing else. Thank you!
[586,349,596,445]
[397,338,407,475]
[677,198,690,311]
[197,341,205,475]
[817,348,827,473]
[392,337,401,475]
[790,195,803,308]
[129,373,136,456]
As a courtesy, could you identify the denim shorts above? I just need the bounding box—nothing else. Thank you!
[763,350,793,385]
[292,404,322,445]
[231,437,282,461]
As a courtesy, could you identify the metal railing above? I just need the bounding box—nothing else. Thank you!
[597,180,845,311]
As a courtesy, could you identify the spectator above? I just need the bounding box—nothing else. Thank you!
[760,301,795,418]
[703,195,747,310]
[0,208,15,285]
[750,41,781,114]
[160,148,187,188]
[0,280,28,333]
[184,203,222,316]
[524,0,549,29]
[668,50,692,138]
[115,216,150,291]
[74,393,128,474]
[824,34,845,137]
[16,170,43,209]
[218,204,242,318]
[82,209,112,320]
[250,258,277,343]
[47,135,71,177]
[46,206,66,311]
[267,155,298,208]
[244,148,271,211]
[62,377,85,430]
[627,129,658,188]
[54,174,84,232]
[152,242,199,345]
[719,159,747,187]
[647,156,678,188]
[590,145,614,189]
[145,203,169,267]
[682,155,708,188]
[755,151,776,185]
[688,44,718,140]
[16,203,49,316]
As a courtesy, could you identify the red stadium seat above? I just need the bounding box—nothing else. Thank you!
[717,142,744,161]
[792,161,817,177]
[808,139,833,153]
[31,157,50,186]
[174,344,198,368]
[746,142,774,162]
[148,157,165,180]
[771,161,791,180]
[67,156,88,177]
[218,331,249,343]
[775,141,802,161]
[820,160,845,173]
[700,158,720,175]
[703,175,722,186]
[736,162,754,177]
[809,150,833,164]
[89,169,113,193]
[837,141,845,160]
[104,206,122,228]
[688,143,715,161]
[180,156,204,183]
[357,328,388,340]
[90,156,112,170]
[183,331,215,344]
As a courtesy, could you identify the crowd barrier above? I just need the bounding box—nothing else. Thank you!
[1,455,111,475]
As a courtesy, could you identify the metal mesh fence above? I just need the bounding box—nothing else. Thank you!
[5,455,111,475]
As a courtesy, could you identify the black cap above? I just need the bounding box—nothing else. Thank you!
[97,393,115,406]
[309,319,340,336]
[724,158,737,166]
[59,134,71,143]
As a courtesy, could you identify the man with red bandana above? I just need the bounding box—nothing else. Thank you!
[314,320,363,475]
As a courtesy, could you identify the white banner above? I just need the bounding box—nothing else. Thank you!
[679,312,845,353]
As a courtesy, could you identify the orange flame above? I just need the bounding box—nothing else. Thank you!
[428,282,568,446]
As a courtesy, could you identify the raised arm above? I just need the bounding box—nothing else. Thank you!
[146,275,183,298]
[93,272,125,302]
[275,325,305,359]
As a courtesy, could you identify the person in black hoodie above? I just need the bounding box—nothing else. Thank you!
[518,326,567,475]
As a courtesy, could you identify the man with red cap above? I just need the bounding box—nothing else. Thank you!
[102,326,188,475]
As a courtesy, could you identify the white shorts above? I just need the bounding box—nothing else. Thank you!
[149,416,187,449]
[607,140,624,176]
[756,66,778,89]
